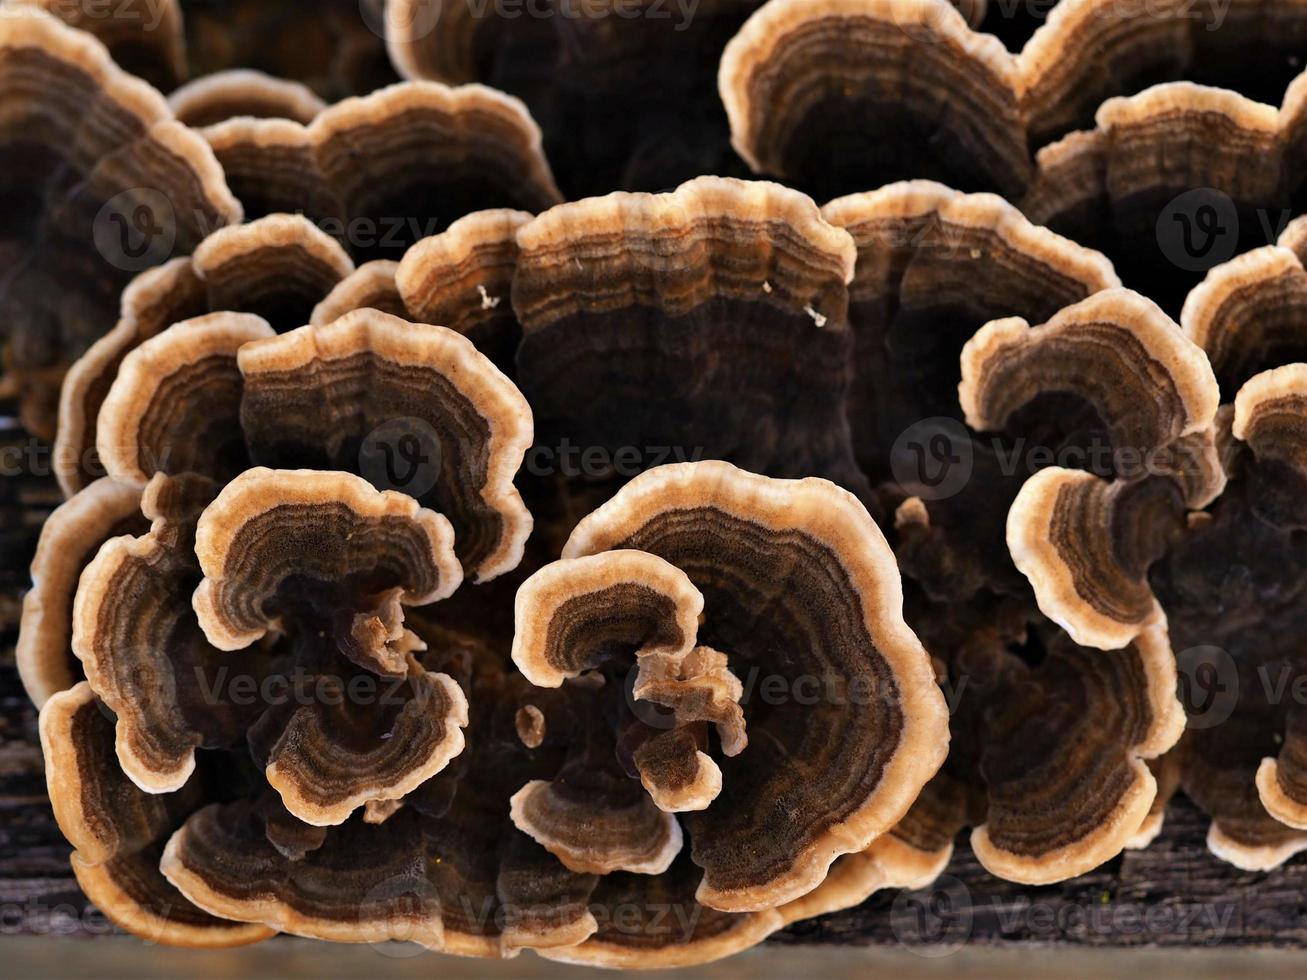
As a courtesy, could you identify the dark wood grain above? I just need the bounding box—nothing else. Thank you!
[1,412,1301,951]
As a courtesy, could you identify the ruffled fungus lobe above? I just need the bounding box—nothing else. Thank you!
[555,460,949,911]
[1182,235,1307,401]
[190,469,469,824]
[0,8,240,436]
[968,622,1186,883]
[509,551,747,876]
[168,69,327,127]
[17,479,147,706]
[385,0,778,197]
[40,682,276,948]
[96,312,276,485]
[514,176,868,496]
[1166,360,1307,866]
[395,209,533,376]
[971,288,1223,649]
[237,308,534,581]
[1022,83,1288,314]
[1019,0,1307,146]
[719,0,1029,202]
[55,214,356,494]
[10,0,186,91]
[200,81,562,261]
[821,182,1118,484]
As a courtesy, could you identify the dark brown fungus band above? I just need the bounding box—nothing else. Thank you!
[181,0,396,100]
[167,69,327,127]
[0,8,240,437]
[40,682,277,948]
[719,0,1030,203]
[558,460,949,912]
[55,213,355,495]
[199,81,563,262]
[968,288,1223,650]
[237,308,534,582]
[385,0,778,197]
[10,0,186,91]
[513,176,868,499]
[17,480,147,707]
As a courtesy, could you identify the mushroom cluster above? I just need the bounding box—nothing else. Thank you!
[12,0,1307,967]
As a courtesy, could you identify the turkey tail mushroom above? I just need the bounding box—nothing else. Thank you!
[0,8,240,437]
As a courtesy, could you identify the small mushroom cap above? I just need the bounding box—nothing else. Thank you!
[17,479,147,706]
[237,308,534,582]
[309,260,405,325]
[990,289,1223,650]
[1232,363,1307,529]
[514,176,867,494]
[1182,245,1307,400]
[563,460,949,912]
[95,312,276,485]
[510,779,684,876]
[970,623,1186,884]
[1008,469,1169,650]
[192,468,462,651]
[168,69,327,128]
[960,288,1220,448]
[512,550,704,689]
[40,683,276,949]
[395,209,534,376]
[191,213,355,330]
[719,0,1029,201]
[70,473,260,794]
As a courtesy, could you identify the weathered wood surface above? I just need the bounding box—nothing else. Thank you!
[0,411,1302,951]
